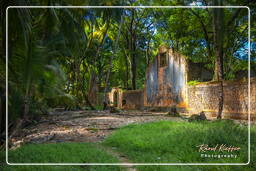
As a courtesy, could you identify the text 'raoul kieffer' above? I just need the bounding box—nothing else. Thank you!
[196,144,241,153]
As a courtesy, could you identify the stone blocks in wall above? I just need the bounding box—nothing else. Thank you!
[187,78,256,120]
[108,88,144,109]
[122,90,144,109]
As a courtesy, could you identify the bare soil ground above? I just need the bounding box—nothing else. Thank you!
[10,110,184,149]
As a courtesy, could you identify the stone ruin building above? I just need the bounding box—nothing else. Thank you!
[108,45,255,120]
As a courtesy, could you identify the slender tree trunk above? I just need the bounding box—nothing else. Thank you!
[103,14,124,106]
[124,49,129,89]
[131,46,136,89]
[130,10,137,90]
[213,0,224,119]
[84,94,95,110]
[124,32,130,89]
[88,18,110,108]
[75,59,79,98]
[71,64,75,95]
[23,84,30,120]
[23,35,33,120]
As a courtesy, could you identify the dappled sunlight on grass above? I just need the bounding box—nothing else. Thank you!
[103,120,255,170]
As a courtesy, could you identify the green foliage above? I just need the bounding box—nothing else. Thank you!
[104,120,255,170]
[47,94,77,109]
[187,80,201,86]
[4,0,256,126]
[94,105,104,110]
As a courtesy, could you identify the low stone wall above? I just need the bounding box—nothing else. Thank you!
[108,88,144,109]
[122,90,144,109]
[187,78,256,120]
[107,78,256,120]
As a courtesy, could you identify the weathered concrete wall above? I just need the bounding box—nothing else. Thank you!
[122,90,144,109]
[187,78,256,120]
[144,47,187,107]
[108,88,144,109]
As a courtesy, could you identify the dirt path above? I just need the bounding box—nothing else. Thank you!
[11,110,183,147]
[9,110,184,170]
[95,144,136,171]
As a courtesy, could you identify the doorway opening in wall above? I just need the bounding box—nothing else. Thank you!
[113,91,118,107]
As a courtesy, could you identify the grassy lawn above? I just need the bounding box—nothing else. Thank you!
[103,120,255,171]
[0,143,122,171]
[1,120,255,171]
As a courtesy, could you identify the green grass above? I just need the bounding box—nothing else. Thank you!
[1,120,255,171]
[103,120,256,170]
[0,142,122,171]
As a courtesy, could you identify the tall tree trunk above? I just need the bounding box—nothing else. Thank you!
[88,18,110,108]
[124,50,129,89]
[23,77,31,120]
[213,0,224,119]
[71,64,76,95]
[131,43,136,90]
[23,35,33,120]
[124,32,130,89]
[122,46,130,89]
[130,9,137,90]
[103,14,124,107]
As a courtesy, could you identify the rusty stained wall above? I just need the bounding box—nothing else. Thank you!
[108,88,144,109]
[144,49,187,107]
[122,90,144,109]
[187,78,256,120]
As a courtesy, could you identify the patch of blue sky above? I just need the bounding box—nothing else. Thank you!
[189,1,203,6]
[233,41,255,60]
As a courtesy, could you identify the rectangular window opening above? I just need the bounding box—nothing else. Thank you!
[160,52,167,67]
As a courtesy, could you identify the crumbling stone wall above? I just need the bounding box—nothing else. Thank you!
[122,90,144,109]
[108,88,144,109]
[187,78,256,120]
[107,45,255,120]
[144,46,187,107]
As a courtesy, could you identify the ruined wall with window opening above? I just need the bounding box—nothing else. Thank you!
[107,46,255,120]
[144,46,188,108]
